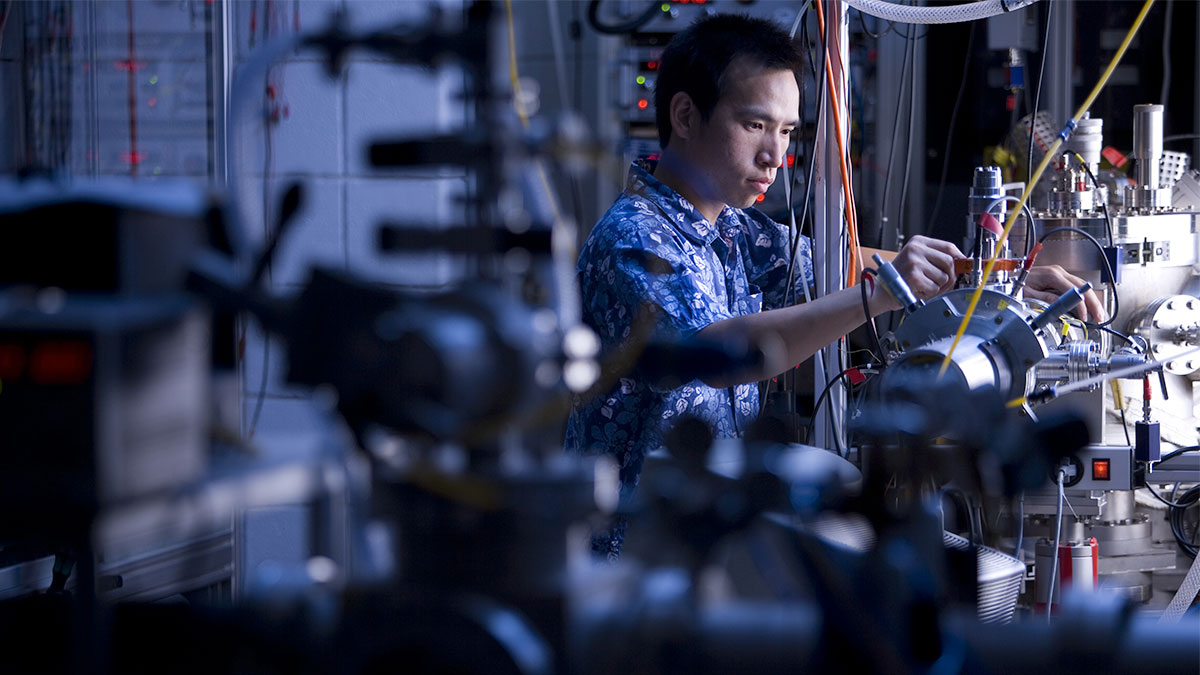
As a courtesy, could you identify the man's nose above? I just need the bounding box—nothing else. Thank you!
[759,136,786,168]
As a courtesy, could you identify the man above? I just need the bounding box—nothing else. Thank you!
[566,14,1100,558]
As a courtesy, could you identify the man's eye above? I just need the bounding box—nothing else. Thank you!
[747,122,763,131]
[782,128,794,136]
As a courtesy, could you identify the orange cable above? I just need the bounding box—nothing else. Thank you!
[816,0,861,286]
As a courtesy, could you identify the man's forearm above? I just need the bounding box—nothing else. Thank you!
[696,285,890,388]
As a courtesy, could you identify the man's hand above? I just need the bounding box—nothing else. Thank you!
[871,235,965,312]
[1023,264,1106,322]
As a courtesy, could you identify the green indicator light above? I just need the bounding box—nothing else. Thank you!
[636,76,646,85]
[661,3,669,11]
[153,166,163,175]
[149,75,158,85]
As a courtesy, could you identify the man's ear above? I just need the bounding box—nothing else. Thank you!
[668,91,698,142]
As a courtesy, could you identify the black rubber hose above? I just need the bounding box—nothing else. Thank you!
[587,0,661,35]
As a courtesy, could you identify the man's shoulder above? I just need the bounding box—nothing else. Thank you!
[587,192,684,248]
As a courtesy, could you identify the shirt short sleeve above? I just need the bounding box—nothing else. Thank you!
[606,231,733,343]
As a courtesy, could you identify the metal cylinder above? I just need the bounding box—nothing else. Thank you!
[967,166,1008,279]
[1034,536,1099,611]
[1126,104,1169,210]
[1065,115,1103,174]
[1132,104,1164,172]
[1097,489,1136,522]
[969,166,1004,209]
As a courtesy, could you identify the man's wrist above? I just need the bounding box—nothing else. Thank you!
[866,281,899,316]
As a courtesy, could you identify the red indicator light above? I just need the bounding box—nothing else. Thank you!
[637,98,649,110]
[755,194,765,203]
[1092,459,1110,480]
[0,344,25,380]
[647,61,659,70]
[121,151,147,165]
[30,341,93,385]
[147,97,157,108]
[786,154,795,168]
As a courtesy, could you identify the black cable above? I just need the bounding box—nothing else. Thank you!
[764,9,814,404]
[586,0,659,35]
[860,269,884,364]
[896,28,919,243]
[1093,324,1140,350]
[892,22,928,40]
[807,367,873,457]
[1163,133,1200,143]
[1168,484,1198,558]
[879,24,913,248]
[856,9,894,39]
[785,12,827,308]
[1144,481,1190,509]
[1039,226,1119,327]
[1118,406,1131,451]
[1144,483,1199,557]
[929,22,976,228]
[1073,152,1115,246]
[1161,446,1199,463]
[985,196,1036,258]
[1026,0,1053,184]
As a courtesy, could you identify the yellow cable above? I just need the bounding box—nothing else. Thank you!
[503,0,529,127]
[938,0,1157,379]
[502,0,565,233]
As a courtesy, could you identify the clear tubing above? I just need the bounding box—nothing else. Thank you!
[844,0,1039,25]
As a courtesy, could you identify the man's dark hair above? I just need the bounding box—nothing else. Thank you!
[654,14,804,148]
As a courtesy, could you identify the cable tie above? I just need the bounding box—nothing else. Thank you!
[1057,118,1078,142]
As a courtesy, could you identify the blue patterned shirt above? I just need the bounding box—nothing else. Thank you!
[565,160,813,491]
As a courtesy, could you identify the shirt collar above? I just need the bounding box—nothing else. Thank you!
[627,159,734,246]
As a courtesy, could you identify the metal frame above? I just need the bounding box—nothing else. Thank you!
[1044,0,1074,131]
[207,0,232,188]
[813,0,849,451]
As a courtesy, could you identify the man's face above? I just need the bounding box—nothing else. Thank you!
[686,58,800,212]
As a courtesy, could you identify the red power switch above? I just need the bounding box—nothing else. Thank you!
[1092,459,1110,481]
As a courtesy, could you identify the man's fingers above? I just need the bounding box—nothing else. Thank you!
[1083,290,1107,323]
[1023,285,1106,322]
[916,236,966,260]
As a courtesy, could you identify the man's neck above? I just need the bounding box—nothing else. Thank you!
[652,150,724,224]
